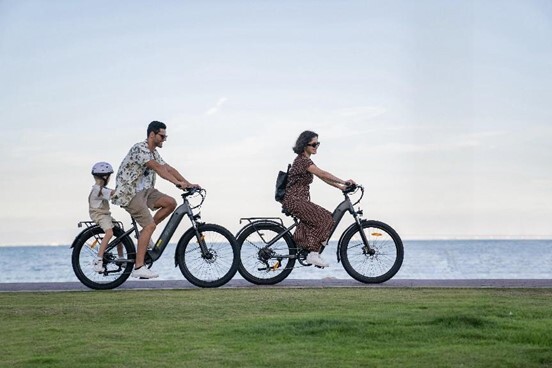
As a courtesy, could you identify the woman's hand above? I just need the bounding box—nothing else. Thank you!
[338,180,356,191]
[344,179,356,187]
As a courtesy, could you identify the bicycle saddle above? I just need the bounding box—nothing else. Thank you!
[281,207,292,217]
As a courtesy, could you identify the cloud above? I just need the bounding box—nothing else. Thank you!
[205,97,228,116]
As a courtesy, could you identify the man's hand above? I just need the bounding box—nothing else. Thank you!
[176,181,201,189]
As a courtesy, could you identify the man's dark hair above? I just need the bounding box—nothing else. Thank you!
[147,121,167,136]
[292,130,318,154]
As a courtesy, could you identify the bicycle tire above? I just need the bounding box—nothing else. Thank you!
[237,222,297,285]
[71,226,135,290]
[175,223,239,288]
[339,220,403,283]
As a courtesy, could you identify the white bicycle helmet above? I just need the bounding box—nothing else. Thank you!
[91,162,114,176]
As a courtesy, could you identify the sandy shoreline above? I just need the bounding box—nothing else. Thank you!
[1,279,551,292]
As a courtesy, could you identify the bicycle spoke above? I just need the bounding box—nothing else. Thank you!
[185,242,234,281]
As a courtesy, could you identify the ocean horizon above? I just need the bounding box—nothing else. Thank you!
[2,236,551,248]
[1,239,551,284]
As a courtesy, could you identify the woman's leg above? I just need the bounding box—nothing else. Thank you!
[290,201,334,252]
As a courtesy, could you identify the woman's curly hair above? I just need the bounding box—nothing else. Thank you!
[292,130,318,154]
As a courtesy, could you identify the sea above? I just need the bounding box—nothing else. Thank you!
[0,240,551,283]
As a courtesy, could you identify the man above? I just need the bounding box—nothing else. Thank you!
[112,121,200,279]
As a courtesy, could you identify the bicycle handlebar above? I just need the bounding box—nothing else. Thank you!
[176,184,202,194]
[342,183,364,206]
[176,185,206,209]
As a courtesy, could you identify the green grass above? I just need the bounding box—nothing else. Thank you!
[1,288,551,367]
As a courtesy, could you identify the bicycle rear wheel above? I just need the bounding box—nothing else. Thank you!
[71,226,135,290]
[175,223,239,288]
[237,223,296,285]
[340,220,403,283]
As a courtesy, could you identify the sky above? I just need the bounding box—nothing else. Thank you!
[0,0,551,245]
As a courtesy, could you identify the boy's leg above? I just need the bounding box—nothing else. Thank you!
[94,221,113,272]
[97,227,113,258]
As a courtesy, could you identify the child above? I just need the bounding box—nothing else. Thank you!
[89,162,119,273]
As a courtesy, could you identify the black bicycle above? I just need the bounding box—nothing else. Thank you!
[236,184,403,285]
[71,188,239,289]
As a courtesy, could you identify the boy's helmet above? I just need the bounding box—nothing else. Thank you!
[91,162,114,175]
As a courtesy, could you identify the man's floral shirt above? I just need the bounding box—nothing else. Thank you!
[111,140,165,207]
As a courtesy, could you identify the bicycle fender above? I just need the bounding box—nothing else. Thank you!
[174,226,198,267]
[70,224,129,248]
[70,225,102,248]
[235,220,286,240]
[336,222,364,263]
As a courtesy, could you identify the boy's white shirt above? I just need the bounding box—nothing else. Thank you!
[89,185,113,209]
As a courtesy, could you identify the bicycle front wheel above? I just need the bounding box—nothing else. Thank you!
[237,223,296,285]
[340,220,403,283]
[175,223,239,288]
[71,226,135,290]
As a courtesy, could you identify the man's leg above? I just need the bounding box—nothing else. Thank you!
[136,221,156,268]
[125,190,157,269]
[150,193,177,225]
[134,189,176,267]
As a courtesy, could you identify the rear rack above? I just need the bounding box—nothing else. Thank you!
[239,217,284,226]
[78,220,125,230]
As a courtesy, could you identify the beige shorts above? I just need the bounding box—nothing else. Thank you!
[124,188,166,228]
[90,213,116,232]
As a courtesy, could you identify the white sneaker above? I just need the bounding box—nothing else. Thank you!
[131,266,159,279]
[93,257,105,273]
[306,252,330,268]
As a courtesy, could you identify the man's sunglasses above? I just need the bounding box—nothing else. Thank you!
[156,133,167,140]
[307,142,320,148]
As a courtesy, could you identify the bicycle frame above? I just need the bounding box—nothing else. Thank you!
[239,185,371,260]
[328,190,363,240]
[103,189,208,264]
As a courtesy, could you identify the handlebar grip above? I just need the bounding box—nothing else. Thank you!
[343,183,358,194]
[181,186,204,196]
[176,184,198,192]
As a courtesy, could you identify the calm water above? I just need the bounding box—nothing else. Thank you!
[0,240,551,283]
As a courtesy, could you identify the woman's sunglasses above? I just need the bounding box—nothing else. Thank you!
[307,142,321,148]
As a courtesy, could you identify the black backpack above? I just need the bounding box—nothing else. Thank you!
[275,164,291,202]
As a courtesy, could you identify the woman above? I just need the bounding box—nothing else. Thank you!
[282,130,355,268]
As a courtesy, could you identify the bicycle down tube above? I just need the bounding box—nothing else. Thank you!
[147,200,192,262]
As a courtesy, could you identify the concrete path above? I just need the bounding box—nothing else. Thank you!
[1,279,551,292]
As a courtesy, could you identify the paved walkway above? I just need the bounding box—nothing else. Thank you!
[1,279,551,292]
